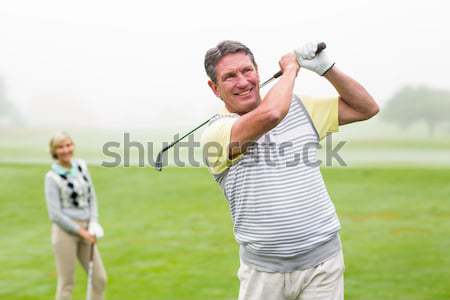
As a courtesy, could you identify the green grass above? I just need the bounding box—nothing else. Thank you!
[0,164,449,300]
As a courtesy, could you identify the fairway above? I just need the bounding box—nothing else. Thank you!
[1,164,449,300]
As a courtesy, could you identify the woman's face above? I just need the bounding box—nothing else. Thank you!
[55,138,74,165]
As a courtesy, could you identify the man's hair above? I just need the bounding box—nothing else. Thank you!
[204,40,257,83]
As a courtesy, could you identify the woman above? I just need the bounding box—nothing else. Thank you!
[44,132,107,300]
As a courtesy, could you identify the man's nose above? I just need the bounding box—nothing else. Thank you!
[236,73,249,87]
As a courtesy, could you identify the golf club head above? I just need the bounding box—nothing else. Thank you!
[155,151,163,171]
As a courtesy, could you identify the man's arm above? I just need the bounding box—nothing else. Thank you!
[230,53,299,157]
[295,42,379,125]
[324,66,379,125]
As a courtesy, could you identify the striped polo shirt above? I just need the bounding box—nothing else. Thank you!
[201,95,341,272]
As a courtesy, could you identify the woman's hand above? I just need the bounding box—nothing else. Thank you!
[79,227,96,244]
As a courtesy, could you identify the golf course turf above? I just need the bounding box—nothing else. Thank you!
[1,163,449,300]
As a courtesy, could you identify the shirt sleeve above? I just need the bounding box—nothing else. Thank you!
[44,173,81,234]
[301,96,339,140]
[200,115,241,175]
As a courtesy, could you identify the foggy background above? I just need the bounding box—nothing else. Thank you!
[1,0,449,166]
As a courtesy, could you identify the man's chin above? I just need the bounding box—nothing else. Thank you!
[236,100,260,115]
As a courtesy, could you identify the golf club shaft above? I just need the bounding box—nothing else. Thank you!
[161,118,213,153]
[86,243,95,300]
[155,117,213,171]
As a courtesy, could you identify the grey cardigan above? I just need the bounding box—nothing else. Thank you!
[44,159,99,234]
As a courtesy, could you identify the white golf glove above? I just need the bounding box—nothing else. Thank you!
[294,41,335,76]
[88,221,104,240]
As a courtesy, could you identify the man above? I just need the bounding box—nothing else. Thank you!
[201,40,379,300]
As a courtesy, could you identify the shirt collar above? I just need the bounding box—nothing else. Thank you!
[220,106,240,116]
[52,161,78,176]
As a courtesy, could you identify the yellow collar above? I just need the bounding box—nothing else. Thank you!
[220,107,231,114]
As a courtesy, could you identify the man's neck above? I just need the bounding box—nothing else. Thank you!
[224,100,261,116]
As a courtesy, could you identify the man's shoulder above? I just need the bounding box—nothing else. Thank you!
[200,112,241,176]
[299,95,339,109]
[201,113,239,143]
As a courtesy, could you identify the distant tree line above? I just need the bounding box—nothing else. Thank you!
[0,76,23,126]
[381,85,450,136]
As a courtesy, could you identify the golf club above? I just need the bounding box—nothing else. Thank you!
[154,42,326,171]
[86,242,95,300]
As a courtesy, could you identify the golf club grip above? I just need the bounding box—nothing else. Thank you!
[272,42,327,79]
[316,42,326,54]
[273,70,283,79]
[89,243,95,261]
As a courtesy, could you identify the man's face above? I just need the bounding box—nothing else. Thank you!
[208,52,260,114]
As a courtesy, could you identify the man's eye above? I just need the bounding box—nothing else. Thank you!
[224,74,235,81]
[243,68,253,73]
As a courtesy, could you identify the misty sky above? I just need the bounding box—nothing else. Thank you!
[0,0,448,129]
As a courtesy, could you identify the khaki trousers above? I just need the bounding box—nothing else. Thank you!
[238,250,344,300]
[51,222,107,300]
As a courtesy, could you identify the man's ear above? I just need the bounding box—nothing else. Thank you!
[208,80,221,98]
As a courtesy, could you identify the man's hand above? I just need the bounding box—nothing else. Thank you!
[279,53,300,76]
[295,41,335,76]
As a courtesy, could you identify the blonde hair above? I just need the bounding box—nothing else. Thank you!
[49,131,74,159]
